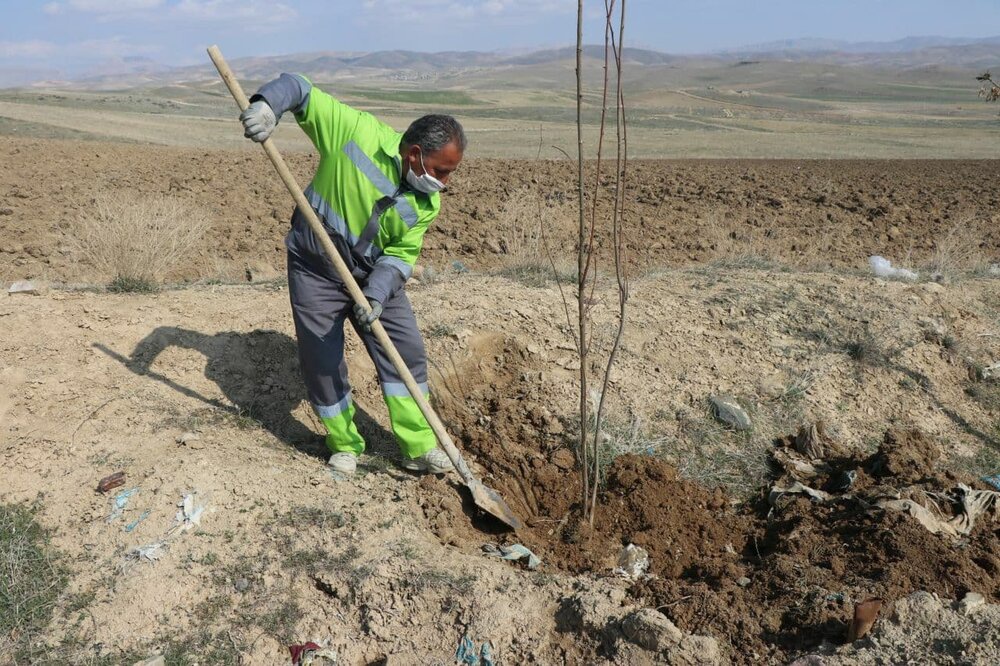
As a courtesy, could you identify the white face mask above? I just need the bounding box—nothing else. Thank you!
[405,151,445,194]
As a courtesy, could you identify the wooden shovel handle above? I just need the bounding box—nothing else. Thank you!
[207,45,475,484]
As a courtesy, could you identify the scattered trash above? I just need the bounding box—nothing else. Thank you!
[454,636,493,666]
[451,260,469,273]
[125,510,151,533]
[768,481,831,506]
[829,470,857,493]
[106,488,139,523]
[878,484,999,538]
[982,362,1000,380]
[173,493,205,532]
[958,592,985,616]
[709,394,752,431]
[983,475,1000,491]
[869,255,918,281]
[288,641,338,665]
[96,471,126,493]
[846,598,882,641]
[483,542,541,569]
[7,280,39,295]
[613,543,650,579]
[455,635,478,665]
[129,542,166,562]
[479,642,494,666]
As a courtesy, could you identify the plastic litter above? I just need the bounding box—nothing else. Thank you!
[483,543,541,569]
[451,260,469,273]
[878,484,999,538]
[983,474,1000,491]
[455,635,478,665]
[869,255,918,281]
[982,362,1000,380]
[288,641,338,665]
[455,635,493,666]
[480,642,495,666]
[125,510,151,533]
[129,542,166,562]
[107,488,140,523]
[173,493,204,532]
[7,280,39,295]
[97,471,126,493]
[768,481,831,506]
[613,543,650,579]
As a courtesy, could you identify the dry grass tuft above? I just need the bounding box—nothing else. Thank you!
[494,188,576,286]
[74,193,211,290]
[922,218,992,280]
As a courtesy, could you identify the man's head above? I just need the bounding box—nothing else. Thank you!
[400,114,466,190]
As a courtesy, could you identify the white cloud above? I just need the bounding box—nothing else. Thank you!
[361,0,572,22]
[171,0,296,22]
[0,36,157,62]
[65,0,164,12]
[0,40,59,58]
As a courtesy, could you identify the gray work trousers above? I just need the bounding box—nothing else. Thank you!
[287,250,435,459]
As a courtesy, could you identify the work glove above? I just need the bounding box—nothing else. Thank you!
[353,299,383,333]
[239,100,276,143]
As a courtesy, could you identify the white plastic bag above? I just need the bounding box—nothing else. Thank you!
[869,255,918,281]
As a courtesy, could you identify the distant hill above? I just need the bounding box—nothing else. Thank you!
[4,35,999,90]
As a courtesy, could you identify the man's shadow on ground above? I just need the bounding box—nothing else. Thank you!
[95,326,398,462]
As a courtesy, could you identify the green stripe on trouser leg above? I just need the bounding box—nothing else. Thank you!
[318,401,366,456]
[385,393,436,459]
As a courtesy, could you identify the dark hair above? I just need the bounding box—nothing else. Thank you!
[402,114,467,154]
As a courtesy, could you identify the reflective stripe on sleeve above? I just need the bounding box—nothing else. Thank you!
[374,255,413,280]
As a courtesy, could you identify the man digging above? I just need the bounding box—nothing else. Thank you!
[240,73,464,478]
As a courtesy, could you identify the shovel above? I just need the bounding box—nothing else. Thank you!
[207,46,523,531]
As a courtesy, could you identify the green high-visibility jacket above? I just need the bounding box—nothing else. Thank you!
[255,73,440,304]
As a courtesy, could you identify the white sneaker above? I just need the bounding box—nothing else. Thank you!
[327,452,358,477]
[400,448,454,474]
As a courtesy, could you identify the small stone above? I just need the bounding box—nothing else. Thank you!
[176,431,200,444]
[234,578,250,593]
[958,592,985,615]
[0,207,13,216]
[709,394,752,431]
[621,608,683,651]
[673,635,721,665]
[736,576,751,588]
[550,449,575,470]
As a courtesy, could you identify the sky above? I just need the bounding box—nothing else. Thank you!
[1,0,1000,79]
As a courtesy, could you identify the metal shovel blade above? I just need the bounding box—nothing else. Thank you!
[467,479,524,531]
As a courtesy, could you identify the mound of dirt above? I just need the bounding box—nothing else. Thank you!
[418,350,1000,665]
[866,428,943,484]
